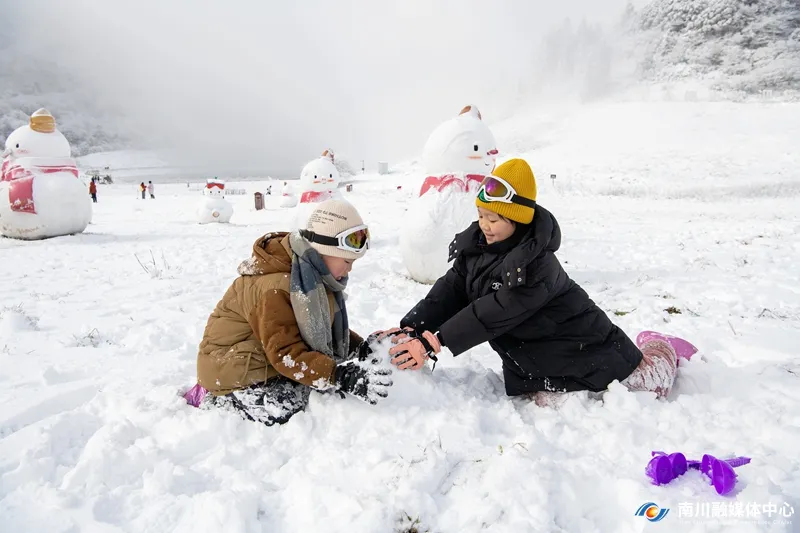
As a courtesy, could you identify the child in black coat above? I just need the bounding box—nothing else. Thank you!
[388,159,694,406]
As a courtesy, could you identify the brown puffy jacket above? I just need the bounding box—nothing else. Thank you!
[197,232,362,395]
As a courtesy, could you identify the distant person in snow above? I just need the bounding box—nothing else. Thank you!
[183,199,391,426]
[139,182,146,199]
[148,181,155,199]
[89,179,97,203]
[385,159,697,408]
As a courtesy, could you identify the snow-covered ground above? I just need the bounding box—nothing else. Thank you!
[1,101,799,533]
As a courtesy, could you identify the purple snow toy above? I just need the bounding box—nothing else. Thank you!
[646,451,751,495]
[636,331,698,362]
[183,383,208,407]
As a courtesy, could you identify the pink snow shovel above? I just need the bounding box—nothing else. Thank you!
[646,451,751,495]
[636,331,698,363]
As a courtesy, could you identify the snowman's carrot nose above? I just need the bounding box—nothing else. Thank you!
[487,149,498,155]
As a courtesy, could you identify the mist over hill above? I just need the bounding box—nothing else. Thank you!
[2,0,796,170]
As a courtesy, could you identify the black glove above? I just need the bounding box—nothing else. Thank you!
[333,360,393,405]
[354,334,379,363]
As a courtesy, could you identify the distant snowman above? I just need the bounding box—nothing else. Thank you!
[279,181,298,208]
[400,105,498,283]
[293,149,341,228]
[196,179,233,224]
[0,108,91,240]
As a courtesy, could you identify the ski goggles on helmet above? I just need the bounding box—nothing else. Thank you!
[477,175,536,208]
[300,224,370,254]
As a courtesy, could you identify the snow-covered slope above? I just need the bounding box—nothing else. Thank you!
[495,100,800,198]
[1,100,799,532]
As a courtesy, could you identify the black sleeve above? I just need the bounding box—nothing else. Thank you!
[438,252,565,356]
[400,259,469,337]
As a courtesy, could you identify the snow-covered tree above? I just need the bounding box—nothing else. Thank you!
[630,0,800,92]
[0,43,131,156]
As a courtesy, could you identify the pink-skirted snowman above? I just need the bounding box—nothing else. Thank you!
[400,105,498,283]
[196,179,233,224]
[1,109,91,239]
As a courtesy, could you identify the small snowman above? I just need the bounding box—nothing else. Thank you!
[293,149,341,228]
[400,105,498,283]
[0,108,91,240]
[279,180,298,208]
[196,178,233,224]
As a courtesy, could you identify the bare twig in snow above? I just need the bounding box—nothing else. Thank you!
[134,249,178,279]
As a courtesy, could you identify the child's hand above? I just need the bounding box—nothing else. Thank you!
[388,331,441,370]
[354,338,379,363]
[368,327,413,343]
[334,360,393,405]
[356,328,413,362]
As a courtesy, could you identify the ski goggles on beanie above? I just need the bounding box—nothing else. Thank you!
[477,175,536,208]
[300,224,370,254]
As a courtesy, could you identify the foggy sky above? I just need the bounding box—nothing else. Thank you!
[8,0,645,175]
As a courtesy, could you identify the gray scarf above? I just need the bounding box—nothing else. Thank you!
[288,231,350,362]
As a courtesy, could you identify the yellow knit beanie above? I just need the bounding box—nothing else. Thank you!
[475,158,537,224]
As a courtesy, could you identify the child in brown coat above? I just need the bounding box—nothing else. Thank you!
[184,199,391,425]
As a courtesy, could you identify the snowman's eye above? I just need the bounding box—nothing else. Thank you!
[314,175,317,179]
[473,144,479,151]
[329,174,332,178]
[15,143,19,148]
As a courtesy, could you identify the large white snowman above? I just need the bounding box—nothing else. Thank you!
[0,109,91,240]
[400,105,498,283]
[196,179,233,224]
[292,149,341,228]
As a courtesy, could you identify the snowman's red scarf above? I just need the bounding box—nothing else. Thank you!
[1,159,80,214]
[299,190,335,203]
[419,173,484,196]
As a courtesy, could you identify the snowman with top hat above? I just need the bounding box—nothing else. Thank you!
[196,178,233,224]
[400,105,498,283]
[0,108,92,240]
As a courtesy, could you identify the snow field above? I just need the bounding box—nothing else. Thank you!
[0,101,799,532]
